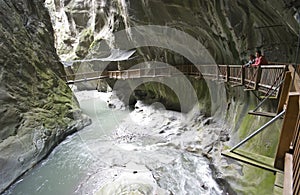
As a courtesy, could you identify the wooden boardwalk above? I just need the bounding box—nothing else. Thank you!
[65,64,288,97]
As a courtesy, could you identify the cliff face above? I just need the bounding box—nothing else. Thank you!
[46,0,299,63]
[127,0,299,63]
[0,0,91,192]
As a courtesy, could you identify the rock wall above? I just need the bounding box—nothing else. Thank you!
[0,0,91,192]
[127,0,300,63]
[219,85,282,194]
[47,0,299,63]
[45,0,300,91]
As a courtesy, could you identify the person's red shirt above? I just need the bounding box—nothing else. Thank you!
[252,56,268,66]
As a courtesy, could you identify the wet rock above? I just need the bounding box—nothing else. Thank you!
[108,103,116,109]
[201,184,208,190]
[159,130,165,134]
[44,129,52,137]
[75,28,94,58]
[202,117,214,126]
[220,134,230,142]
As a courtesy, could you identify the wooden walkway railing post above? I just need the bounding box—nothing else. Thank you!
[275,92,300,170]
[254,66,262,90]
[226,65,230,82]
[277,71,292,114]
[284,153,293,195]
[241,67,245,85]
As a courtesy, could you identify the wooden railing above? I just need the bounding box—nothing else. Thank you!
[63,71,108,84]
[292,115,300,194]
[280,65,300,195]
[65,64,288,97]
[209,64,287,97]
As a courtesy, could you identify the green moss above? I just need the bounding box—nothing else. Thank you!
[239,165,276,195]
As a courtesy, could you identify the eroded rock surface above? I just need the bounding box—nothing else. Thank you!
[47,0,299,63]
[0,0,91,192]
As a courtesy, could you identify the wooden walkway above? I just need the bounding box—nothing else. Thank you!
[64,64,287,97]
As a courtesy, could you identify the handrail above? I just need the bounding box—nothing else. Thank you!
[65,64,288,98]
[260,65,287,69]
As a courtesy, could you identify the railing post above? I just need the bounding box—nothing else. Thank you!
[254,66,262,90]
[277,71,292,114]
[241,66,245,85]
[283,153,293,195]
[216,65,220,81]
[275,92,300,170]
[226,65,230,82]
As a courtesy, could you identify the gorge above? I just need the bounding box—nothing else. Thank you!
[1,0,300,194]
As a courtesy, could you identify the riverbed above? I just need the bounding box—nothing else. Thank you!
[5,90,230,195]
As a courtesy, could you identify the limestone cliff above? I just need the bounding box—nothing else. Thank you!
[0,0,91,192]
[46,0,299,63]
[45,0,300,92]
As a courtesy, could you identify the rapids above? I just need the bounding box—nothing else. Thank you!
[4,90,230,195]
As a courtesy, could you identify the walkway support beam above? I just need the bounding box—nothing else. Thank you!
[229,109,286,152]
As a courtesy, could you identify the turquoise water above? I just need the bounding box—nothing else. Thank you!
[5,97,128,195]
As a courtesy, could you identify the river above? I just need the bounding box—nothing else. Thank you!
[4,90,226,195]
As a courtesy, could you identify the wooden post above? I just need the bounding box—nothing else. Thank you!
[277,72,292,114]
[226,65,230,82]
[216,65,219,81]
[292,114,300,151]
[275,92,300,170]
[283,153,293,195]
[254,66,262,90]
[241,66,245,85]
[294,126,300,194]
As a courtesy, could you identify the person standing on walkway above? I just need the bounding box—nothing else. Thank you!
[244,54,256,67]
[252,50,268,67]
